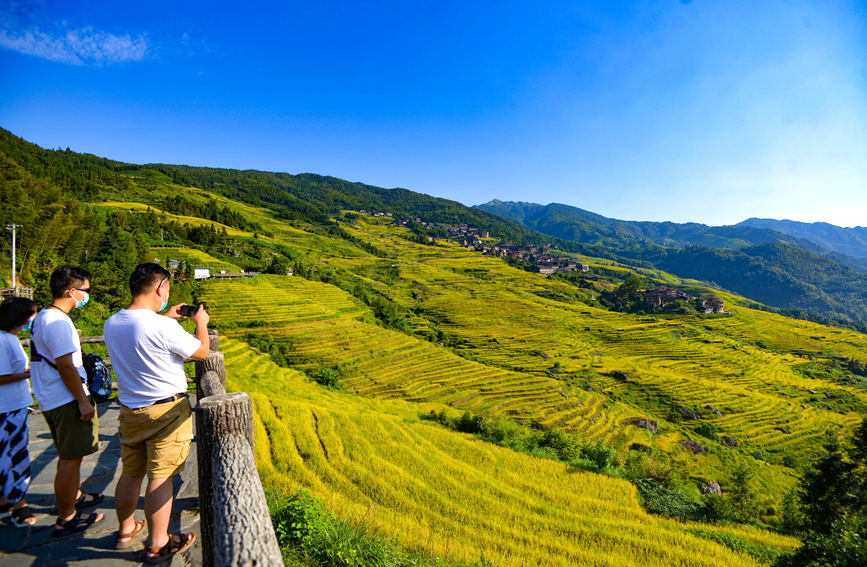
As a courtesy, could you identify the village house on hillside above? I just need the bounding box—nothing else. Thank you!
[641,287,726,314]
[700,297,725,314]
[642,287,691,307]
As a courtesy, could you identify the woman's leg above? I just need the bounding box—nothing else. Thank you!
[2,408,31,504]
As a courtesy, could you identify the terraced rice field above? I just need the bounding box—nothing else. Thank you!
[199,275,640,444]
[221,335,799,567]
[202,215,867,509]
[334,218,867,490]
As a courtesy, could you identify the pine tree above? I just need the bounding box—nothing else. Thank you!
[729,461,757,522]
[800,430,856,534]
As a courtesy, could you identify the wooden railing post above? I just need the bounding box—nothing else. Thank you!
[195,352,225,400]
[197,392,279,566]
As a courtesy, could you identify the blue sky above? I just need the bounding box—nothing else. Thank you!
[1,1,865,227]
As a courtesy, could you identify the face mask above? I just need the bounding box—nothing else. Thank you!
[74,291,89,309]
[158,285,169,312]
[21,318,33,332]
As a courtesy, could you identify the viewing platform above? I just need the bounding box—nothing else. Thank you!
[0,331,281,566]
[0,400,201,566]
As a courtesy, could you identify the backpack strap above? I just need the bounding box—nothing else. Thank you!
[29,316,59,370]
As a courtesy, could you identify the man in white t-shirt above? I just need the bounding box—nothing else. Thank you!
[104,263,209,558]
[29,265,104,536]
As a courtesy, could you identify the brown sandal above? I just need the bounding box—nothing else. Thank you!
[143,532,195,563]
[115,519,146,549]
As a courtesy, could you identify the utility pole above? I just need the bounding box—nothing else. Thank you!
[5,224,22,289]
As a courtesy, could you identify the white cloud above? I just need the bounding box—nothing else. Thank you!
[0,24,147,66]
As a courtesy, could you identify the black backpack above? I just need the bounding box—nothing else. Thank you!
[83,353,112,404]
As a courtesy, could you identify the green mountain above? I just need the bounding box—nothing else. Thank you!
[474,199,818,250]
[738,217,867,260]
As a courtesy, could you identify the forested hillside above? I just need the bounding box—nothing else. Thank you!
[476,200,867,326]
[739,218,867,261]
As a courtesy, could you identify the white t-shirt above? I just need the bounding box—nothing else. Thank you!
[29,308,88,411]
[104,309,201,409]
[0,331,33,413]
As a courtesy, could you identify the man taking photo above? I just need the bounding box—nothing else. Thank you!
[104,263,209,561]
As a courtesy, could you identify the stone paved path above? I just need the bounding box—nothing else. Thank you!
[0,400,201,566]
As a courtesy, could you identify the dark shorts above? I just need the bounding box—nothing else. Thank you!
[42,398,99,460]
[119,396,193,479]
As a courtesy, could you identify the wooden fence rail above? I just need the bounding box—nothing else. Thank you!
[23,329,282,566]
[194,331,282,567]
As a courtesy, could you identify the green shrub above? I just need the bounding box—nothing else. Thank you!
[579,442,614,472]
[694,422,719,440]
[633,479,704,521]
[702,493,735,523]
[312,367,342,389]
[774,514,866,567]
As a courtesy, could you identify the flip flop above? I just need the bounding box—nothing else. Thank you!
[116,519,147,549]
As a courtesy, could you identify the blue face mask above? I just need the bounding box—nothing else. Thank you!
[21,318,33,332]
[74,292,89,309]
[159,297,168,312]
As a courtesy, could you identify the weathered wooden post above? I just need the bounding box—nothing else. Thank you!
[194,328,279,566]
[197,392,278,566]
[195,351,225,400]
[210,433,282,566]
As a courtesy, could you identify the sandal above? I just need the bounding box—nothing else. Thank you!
[51,510,104,537]
[143,532,196,564]
[10,504,37,527]
[75,491,104,509]
[116,519,146,549]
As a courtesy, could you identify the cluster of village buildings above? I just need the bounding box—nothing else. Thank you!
[641,287,725,314]
[379,213,590,275]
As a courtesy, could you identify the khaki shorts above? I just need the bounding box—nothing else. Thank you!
[119,396,193,479]
[42,398,99,460]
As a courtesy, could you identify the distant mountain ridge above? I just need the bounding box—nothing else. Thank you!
[476,199,867,270]
[738,218,867,260]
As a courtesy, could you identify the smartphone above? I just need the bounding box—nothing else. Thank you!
[178,304,201,317]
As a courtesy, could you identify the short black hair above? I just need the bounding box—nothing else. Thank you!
[49,265,92,299]
[130,263,171,297]
[0,297,37,332]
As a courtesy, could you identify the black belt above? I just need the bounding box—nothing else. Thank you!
[146,393,186,407]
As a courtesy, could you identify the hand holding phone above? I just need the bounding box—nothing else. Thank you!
[178,304,201,317]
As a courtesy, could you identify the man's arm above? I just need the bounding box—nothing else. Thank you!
[55,353,94,421]
[189,306,211,360]
[0,370,29,385]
